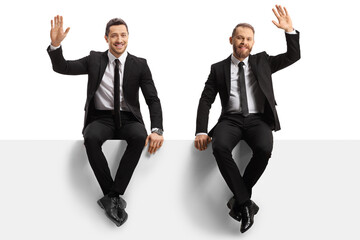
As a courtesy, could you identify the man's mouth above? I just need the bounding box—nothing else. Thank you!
[115,43,124,48]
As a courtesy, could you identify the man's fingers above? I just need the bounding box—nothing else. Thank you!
[152,140,159,150]
[54,15,59,26]
[200,139,206,151]
[64,27,70,35]
[148,139,153,153]
[198,139,204,150]
[150,143,159,154]
[284,6,289,16]
[145,135,149,146]
[202,139,207,150]
[152,143,159,154]
[272,20,280,28]
[156,140,163,150]
[194,140,199,150]
[148,145,153,153]
[148,137,161,154]
[276,5,284,16]
[60,16,64,27]
[272,8,280,20]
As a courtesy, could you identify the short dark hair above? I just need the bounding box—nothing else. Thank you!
[105,18,128,36]
[232,23,255,37]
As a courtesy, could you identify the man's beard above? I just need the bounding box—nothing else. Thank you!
[233,45,252,60]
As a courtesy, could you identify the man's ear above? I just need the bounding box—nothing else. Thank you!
[229,36,233,45]
[104,35,108,43]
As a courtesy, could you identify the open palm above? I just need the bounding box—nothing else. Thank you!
[272,5,293,32]
[50,15,70,47]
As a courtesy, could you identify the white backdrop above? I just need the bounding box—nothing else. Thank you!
[1,1,360,239]
[1,0,359,140]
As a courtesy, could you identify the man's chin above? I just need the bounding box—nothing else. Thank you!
[111,48,126,57]
[235,52,250,60]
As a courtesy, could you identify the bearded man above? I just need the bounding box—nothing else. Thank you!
[194,5,300,233]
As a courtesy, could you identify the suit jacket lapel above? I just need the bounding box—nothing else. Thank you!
[123,53,133,86]
[97,51,109,87]
[224,55,231,95]
[249,54,258,81]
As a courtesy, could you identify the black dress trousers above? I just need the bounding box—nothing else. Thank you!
[211,113,273,205]
[83,110,147,195]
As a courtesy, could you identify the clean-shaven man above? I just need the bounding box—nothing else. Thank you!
[194,5,300,233]
[48,16,164,227]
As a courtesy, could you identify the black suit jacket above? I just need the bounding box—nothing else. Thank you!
[196,31,300,135]
[47,46,163,133]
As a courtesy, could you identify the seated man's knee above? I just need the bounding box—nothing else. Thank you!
[212,137,230,155]
[254,144,273,159]
[83,131,103,148]
[128,130,147,146]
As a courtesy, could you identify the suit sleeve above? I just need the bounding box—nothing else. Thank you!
[47,46,89,75]
[139,60,163,130]
[195,65,218,135]
[268,30,301,74]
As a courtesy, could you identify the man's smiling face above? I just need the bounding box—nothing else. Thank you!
[230,26,254,61]
[105,25,128,58]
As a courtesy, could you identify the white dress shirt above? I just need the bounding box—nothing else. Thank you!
[94,51,129,111]
[225,55,265,114]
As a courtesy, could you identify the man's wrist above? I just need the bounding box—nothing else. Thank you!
[285,28,296,34]
[49,43,61,51]
[151,128,163,136]
[196,132,208,136]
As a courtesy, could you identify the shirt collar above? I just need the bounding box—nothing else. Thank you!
[108,51,128,65]
[231,54,249,67]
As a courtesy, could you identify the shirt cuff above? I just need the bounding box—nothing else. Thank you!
[285,29,297,34]
[49,44,61,51]
[196,132,208,136]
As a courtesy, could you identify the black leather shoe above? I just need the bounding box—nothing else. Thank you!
[227,196,241,222]
[226,196,236,209]
[97,195,128,227]
[240,200,259,233]
[117,195,127,209]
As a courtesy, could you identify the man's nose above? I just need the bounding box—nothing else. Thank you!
[115,36,122,42]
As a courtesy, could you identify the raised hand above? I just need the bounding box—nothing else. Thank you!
[272,5,293,32]
[50,15,70,47]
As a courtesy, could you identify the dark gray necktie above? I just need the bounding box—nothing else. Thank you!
[238,62,249,116]
[114,59,121,128]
